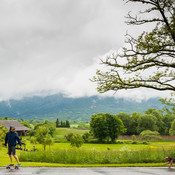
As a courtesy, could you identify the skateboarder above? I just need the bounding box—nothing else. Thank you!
[5,126,22,167]
[164,156,175,168]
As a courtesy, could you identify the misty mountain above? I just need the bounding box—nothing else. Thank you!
[0,94,164,121]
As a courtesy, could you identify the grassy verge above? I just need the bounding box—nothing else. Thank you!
[19,147,175,165]
[16,162,166,167]
[1,140,175,167]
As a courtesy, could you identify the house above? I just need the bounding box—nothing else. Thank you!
[0,120,31,136]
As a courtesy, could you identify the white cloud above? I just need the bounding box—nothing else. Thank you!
[0,0,170,101]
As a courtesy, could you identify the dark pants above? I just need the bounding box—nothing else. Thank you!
[8,146,16,155]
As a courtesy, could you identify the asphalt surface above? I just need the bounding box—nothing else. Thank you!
[0,167,175,175]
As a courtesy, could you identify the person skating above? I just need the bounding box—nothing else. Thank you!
[164,156,175,168]
[5,126,22,167]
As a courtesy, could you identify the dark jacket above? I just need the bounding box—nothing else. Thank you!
[169,157,175,163]
[5,126,21,147]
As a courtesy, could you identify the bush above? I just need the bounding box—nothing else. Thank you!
[132,135,137,141]
[70,135,84,148]
[116,140,132,144]
[82,132,90,142]
[140,130,161,141]
[116,141,124,144]
[65,133,74,141]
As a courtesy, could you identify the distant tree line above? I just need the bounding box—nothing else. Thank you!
[88,105,175,143]
[56,118,70,128]
[117,108,175,136]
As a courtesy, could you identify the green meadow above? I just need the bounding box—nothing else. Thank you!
[1,128,175,167]
[55,128,89,140]
[1,141,175,167]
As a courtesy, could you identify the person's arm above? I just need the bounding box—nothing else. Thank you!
[15,133,22,147]
[164,162,170,165]
[5,133,8,147]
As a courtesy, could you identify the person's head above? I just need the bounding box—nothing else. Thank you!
[164,156,170,161]
[10,126,15,132]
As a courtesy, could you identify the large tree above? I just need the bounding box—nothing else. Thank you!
[92,0,175,94]
[117,112,131,135]
[169,119,175,135]
[136,114,158,133]
[145,108,165,134]
[90,113,125,143]
[90,113,109,142]
[34,121,56,137]
[34,126,54,150]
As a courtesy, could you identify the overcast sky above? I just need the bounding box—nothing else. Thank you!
[0,0,170,102]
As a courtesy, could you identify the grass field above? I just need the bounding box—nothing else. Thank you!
[1,127,175,167]
[55,128,89,139]
[22,142,150,152]
[1,140,175,167]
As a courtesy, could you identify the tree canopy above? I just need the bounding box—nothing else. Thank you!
[32,126,54,150]
[90,113,125,143]
[0,124,7,146]
[92,0,175,94]
[140,130,161,141]
[34,121,56,137]
[136,114,158,133]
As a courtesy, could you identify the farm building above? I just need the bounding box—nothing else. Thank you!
[0,120,31,136]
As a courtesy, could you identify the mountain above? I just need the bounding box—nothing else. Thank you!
[0,94,164,121]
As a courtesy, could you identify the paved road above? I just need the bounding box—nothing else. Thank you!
[0,167,175,175]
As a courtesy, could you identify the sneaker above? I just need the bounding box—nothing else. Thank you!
[16,163,21,166]
[8,164,14,166]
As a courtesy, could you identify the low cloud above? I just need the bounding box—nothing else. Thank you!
[0,0,169,101]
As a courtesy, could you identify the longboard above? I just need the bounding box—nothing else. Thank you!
[15,165,20,169]
[6,164,20,169]
[6,165,14,169]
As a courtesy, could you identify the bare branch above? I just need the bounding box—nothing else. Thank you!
[93,0,175,94]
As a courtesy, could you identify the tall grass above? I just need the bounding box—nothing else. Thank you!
[19,147,175,164]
